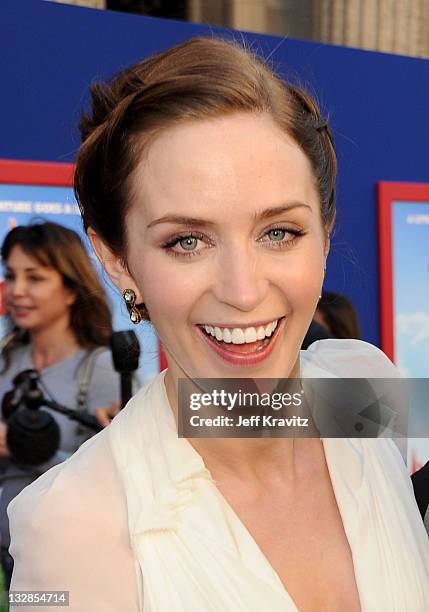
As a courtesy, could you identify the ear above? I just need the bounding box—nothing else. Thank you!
[87,228,143,302]
[65,288,77,307]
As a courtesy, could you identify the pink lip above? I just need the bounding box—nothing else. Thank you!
[196,317,286,367]
[10,306,33,317]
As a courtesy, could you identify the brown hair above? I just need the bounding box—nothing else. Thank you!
[1,221,113,368]
[316,291,361,339]
[74,36,337,315]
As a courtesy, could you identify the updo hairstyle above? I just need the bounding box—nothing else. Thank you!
[74,36,337,320]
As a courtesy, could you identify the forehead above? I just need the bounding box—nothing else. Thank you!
[5,245,50,269]
[129,112,319,224]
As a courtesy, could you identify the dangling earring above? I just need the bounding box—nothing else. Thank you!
[123,288,143,324]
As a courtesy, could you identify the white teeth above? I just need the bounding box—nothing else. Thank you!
[231,328,245,344]
[244,327,257,343]
[223,328,232,343]
[204,325,215,337]
[256,326,265,340]
[202,319,280,344]
[265,320,278,337]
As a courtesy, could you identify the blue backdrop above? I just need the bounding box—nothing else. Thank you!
[1,0,429,346]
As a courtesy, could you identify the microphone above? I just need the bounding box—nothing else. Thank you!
[5,370,60,465]
[7,408,60,467]
[2,369,38,420]
[2,369,102,467]
[110,330,140,408]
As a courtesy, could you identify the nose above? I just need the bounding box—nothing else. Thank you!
[212,245,268,312]
[6,276,27,298]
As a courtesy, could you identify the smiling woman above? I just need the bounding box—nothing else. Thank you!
[6,37,429,611]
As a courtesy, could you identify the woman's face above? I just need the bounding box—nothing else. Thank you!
[3,246,76,333]
[111,113,329,381]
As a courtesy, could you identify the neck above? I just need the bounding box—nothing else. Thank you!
[30,320,79,370]
[190,436,301,483]
[164,357,321,483]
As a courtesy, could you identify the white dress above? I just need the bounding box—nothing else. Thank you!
[7,340,429,611]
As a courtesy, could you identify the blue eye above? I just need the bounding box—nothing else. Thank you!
[161,232,211,258]
[260,226,305,250]
[267,229,286,241]
[179,236,199,251]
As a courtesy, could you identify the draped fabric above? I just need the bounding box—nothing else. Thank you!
[108,340,429,611]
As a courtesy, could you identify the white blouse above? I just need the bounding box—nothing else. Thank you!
[8,340,429,611]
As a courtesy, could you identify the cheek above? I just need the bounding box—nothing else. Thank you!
[272,251,324,307]
[134,258,203,323]
[295,257,323,297]
[40,285,65,309]
[4,285,12,302]
[35,287,51,303]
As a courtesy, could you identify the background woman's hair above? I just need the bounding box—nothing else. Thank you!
[317,291,361,339]
[74,35,337,272]
[1,221,113,369]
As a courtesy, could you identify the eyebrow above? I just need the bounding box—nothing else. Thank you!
[4,265,43,273]
[146,203,312,229]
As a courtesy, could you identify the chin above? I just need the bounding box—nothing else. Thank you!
[13,320,36,331]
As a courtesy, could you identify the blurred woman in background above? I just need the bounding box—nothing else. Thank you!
[0,221,120,586]
[314,290,361,339]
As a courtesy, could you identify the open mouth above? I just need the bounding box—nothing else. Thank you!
[197,317,286,365]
